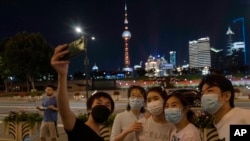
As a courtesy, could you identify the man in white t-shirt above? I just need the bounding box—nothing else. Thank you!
[199,74,250,141]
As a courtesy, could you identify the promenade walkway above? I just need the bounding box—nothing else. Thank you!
[0,88,249,141]
[0,90,128,141]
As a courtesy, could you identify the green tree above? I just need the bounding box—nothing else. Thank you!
[0,38,13,93]
[2,31,54,91]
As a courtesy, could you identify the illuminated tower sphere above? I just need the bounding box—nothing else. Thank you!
[122,4,132,69]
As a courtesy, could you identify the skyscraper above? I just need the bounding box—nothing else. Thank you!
[169,51,176,68]
[189,37,211,68]
[226,26,234,56]
[122,3,133,76]
[225,26,245,68]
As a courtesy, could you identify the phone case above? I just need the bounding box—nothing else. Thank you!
[60,38,86,60]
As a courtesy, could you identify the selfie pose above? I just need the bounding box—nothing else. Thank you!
[51,44,115,141]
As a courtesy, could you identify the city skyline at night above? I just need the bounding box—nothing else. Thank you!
[0,0,249,74]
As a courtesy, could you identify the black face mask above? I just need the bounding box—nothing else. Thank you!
[91,105,111,124]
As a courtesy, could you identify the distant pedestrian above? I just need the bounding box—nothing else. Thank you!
[50,44,115,141]
[199,74,250,141]
[36,84,58,141]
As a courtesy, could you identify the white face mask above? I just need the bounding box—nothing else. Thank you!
[129,97,144,110]
[147,100,164,115]
[201,94,223,114]
[164,108,184,124]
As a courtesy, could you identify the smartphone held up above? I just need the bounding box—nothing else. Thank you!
[60,37,87,60]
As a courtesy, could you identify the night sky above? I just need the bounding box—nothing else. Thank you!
[0,0,250,74]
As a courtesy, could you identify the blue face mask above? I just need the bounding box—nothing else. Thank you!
[201,94,222,114]
[164,108,183,124]
[129,98,144,110]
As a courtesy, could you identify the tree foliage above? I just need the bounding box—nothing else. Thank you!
[1,31,54,91]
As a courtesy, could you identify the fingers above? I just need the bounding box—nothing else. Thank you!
[51,44,69,64]
[131,122,143,131]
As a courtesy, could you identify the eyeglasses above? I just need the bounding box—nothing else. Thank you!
[130,95,143,99]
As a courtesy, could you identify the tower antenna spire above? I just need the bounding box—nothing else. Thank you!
[122,1,133,77]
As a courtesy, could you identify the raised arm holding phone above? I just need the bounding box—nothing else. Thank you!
[51,44,114,141]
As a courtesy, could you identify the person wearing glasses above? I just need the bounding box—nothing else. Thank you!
[110,85,146,141]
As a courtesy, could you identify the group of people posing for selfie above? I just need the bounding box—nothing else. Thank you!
[37,43,250,141]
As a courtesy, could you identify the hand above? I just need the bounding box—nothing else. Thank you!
[48,105,55,110]
[50,44,70,76]
[144,111,151,119]
[124,121,143,134]
[36,106,46,111]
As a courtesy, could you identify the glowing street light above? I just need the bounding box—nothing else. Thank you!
[75,27,82,33]
[74,27,95,99]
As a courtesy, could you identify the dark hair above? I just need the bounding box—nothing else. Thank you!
[198,74,234,107]
[86,91,115,113]
[146,86,168,107]
[166,92,194,122]
[45,84,56,90]
[126,85,146,113]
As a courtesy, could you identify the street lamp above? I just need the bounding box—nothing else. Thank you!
[75,27,95,99]
[233,17,247,65]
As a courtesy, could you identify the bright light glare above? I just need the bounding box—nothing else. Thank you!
[91,36,95,40]
[75,27,82,33]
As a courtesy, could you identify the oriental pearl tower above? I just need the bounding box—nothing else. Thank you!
[122,3,133,77]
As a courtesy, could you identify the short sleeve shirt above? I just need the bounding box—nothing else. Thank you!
[65,118,105,141]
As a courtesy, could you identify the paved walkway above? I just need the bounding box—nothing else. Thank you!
[0,90,128,141]
[0,88,249,141]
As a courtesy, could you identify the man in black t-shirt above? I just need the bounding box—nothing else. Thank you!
[51,44,115,141]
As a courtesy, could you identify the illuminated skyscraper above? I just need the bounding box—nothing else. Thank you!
[189,37,211,68]
[226,26,234,56]
[122,3,133,76]
[225,26,244,67]
[169,51,176,67]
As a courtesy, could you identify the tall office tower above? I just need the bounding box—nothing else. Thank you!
[169,51,176,67]
[226,26,234,56]
[122,3,133,76]
[189,37,211,68]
